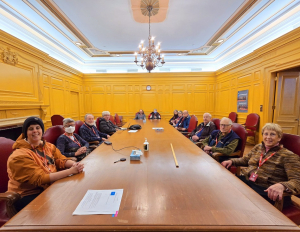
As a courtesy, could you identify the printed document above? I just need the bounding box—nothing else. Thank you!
[73,189,123,215]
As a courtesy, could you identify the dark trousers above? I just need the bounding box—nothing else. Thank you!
[238,175,291,208]
[14,193,41,212]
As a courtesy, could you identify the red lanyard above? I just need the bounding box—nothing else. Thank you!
[64,133,81,147]
[196,126,204,134]
[84,123,99,137]
[31,145,51,172]
[255,150,280,174]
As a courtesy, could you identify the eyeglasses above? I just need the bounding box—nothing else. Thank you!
[220,124,231,127]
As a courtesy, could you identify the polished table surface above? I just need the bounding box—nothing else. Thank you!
[1,120,300,232]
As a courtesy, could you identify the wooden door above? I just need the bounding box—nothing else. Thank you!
[70,91,80,120]
[273,72,300,135]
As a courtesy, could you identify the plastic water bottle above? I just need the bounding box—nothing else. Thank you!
[143,117,146,123]
[144,138,149,151]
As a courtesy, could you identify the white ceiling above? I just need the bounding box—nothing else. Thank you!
[1,0,300,73]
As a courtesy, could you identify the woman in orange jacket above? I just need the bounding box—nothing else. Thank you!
[7,117,84,212]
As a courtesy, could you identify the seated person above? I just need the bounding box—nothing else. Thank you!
[175,110,190,131]
[57,118,89,161]
[7,117,84,212]
[99,111,119,135]
[201,117,240,162]
[222,123,300,209]
[79,114,109,144]
[191,113,216,142]
[172,110,182,127]
[149,109,161,119]
[169,110,178,125]
[135,109,146,120]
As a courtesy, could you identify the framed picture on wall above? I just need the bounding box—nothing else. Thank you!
[237,90,248,113]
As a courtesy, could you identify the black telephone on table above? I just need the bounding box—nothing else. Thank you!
[129,124,142,130]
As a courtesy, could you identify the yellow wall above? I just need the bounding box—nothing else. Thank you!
[83,73,216,122]
[1,26,300,138]
[215,27,300,141]
[0,30,84,129]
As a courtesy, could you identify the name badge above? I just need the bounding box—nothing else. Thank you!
[249,172,258,182]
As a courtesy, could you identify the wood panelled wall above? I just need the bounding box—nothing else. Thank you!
[83,73,216,122]
[0,30,83,129]
[216,27,300,141]
[1,26,300,138]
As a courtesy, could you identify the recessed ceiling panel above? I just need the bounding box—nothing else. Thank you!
[52,0,244,51]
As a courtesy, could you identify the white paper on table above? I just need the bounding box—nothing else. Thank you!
[152,127,164,129]
[73,189,123,215]
[128,130,138,133]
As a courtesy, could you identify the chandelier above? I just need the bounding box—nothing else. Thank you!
[134,4,165,73]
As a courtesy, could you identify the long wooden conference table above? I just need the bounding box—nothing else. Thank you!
[1,119,300,231]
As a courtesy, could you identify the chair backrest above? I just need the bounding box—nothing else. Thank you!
[212,118,220,130]
[75,120,84,135]
[231,123,248,157]
[187,115,198,133]
[95,117,101,131]
[280,133,300,157]
[245,113,260,131]
[43,125,64,145]
[0,137,14,193]
[51,115,64,126]
[229,112,238,123]
[114,113,121,124]
[148,113,151,119]
[109,115,116,125]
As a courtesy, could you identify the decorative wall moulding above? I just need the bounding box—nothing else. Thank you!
[0,47,18,65]
[0,115,39,128]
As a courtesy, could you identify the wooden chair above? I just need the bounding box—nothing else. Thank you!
[74,120,84,135]
[114,113,124,126]
[274,133,300,225]
[228,112,238,123]
[212,123,248,167]
[181,115,198,137]
[0,137,20,227]
[242,113,260,144]
[212,118,220,130]
[43,125,64,145]
[50,115,64,126]
[109,115,116,125]
[94,117,101,131]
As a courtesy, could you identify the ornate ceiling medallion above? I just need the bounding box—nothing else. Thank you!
[140,0,159,16]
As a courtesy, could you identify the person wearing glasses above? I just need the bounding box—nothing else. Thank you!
[222,123,300,209]
[200,117,240,161]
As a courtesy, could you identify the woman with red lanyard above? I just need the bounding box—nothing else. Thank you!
[57,118,90,161]
[222,123,300,209]
[7,117,84,212]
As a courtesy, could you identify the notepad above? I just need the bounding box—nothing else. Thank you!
[128,130,138,133]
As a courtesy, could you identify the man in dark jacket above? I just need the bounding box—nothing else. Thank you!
[79,114,109,144]
[99,111,119,135]
[191,113,216,142]
[201,117,240,162]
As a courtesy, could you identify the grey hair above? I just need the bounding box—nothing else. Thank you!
[84,114,94,120]
[203,112,212,118]
[102,111,110,116]
[262,123,283,138]
[221,117,233,125]
[178,110,183,114]
[63,118,75,127]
